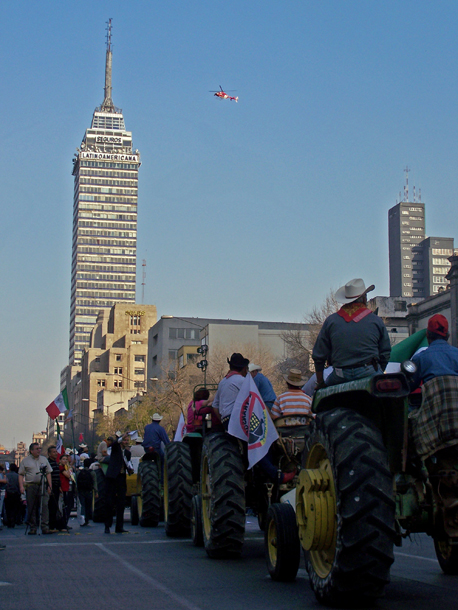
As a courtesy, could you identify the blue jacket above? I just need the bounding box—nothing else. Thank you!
[412,339,458,387]
[142,422,170,455]
[254,373,276,403]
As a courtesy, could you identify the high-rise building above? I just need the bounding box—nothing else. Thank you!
[411,237,454,297]
[388,201,425,297]
[69,20,140,365]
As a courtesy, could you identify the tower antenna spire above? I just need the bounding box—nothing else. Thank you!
[101,18,115,113]
[404,166,410,202]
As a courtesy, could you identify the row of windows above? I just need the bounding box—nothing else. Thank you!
[169,328,199,340]
[79,210,137,220]
[78,221,136,230]
[80,178,138,187]
[80,169,138,179]
[77,237,136,246]
[78,203,137,213]
[81,161,139,170]
[80,186,137,195]
[75,282,135,290]
[433,276,448,284]
[80,195,137,203]
[76,254,136,264]
[76,273,134,282]
[433,266,450,275]
[432,248,453,256]
[76,248,135,258]
[74,299,131,308]
[432,258,450,266]
[76,263,135,273]
[75,290,135,300]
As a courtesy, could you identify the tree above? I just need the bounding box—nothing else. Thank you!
[280,290,339,378]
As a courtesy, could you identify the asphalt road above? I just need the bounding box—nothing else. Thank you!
[0,514,457,610]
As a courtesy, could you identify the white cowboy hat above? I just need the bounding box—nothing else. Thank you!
[335,278,375,304]
[152,413,163,421]
[248,363,262,372]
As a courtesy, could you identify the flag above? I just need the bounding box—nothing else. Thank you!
[79,433,84,443]
[56,422,64,459]
[65,409,73,423]
[228,374,278,469]
[174,413,186,442]
[128,430,139,441]
[46,388,69,420]
[385,329,429,373]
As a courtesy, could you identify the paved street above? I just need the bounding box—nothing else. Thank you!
[1,514,457,610]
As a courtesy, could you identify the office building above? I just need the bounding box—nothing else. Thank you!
[388,201,425,297]
[69,20,140,365]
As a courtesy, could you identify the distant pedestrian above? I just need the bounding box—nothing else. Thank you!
[47,445,62,531]
[18,443,53,535]
[0,465,7,529]
[5,464,21,528]
[77,459,98,526]
[130,437,145,458]
[248,363,276,410]
[104,433,132,534]
[59,455,73,530]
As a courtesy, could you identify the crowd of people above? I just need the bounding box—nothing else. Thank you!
[1,277,457,545]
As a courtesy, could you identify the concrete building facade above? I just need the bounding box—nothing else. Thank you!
[70,302,157,443]
[147,316,311,384]
[69,21,140,365]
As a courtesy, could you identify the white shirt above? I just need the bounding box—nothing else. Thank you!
[213,373,246,419]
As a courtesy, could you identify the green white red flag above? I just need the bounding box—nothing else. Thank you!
[46,388,69,420]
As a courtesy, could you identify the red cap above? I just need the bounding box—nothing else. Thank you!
[427,314,448,337]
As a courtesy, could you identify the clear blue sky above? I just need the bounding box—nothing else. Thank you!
[1,1,457,446]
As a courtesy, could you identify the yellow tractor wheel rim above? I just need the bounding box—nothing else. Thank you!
[297,442,337,579]
[267,516,278,567]
[201,455,212,540]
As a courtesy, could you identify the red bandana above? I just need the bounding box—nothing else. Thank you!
[337,303,372,323]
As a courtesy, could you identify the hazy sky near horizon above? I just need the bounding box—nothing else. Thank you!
[1,1,458,446]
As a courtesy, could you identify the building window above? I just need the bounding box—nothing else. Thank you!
[97,379,106,387]
[95,357,101,363]
[152,355,157,365]
[134,369,144,375]
[169,350,178,360]
[114,367,123,374]
[152,334,158,346]
[114,379,123,388]
[115,354,122,361]
[134,381,145,389]
[130,315,141,326]
[134,355,145,362]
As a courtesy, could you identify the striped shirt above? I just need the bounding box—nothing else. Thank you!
[271,389,313,420]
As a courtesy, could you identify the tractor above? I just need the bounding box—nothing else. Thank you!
[163,384,304,556]
[265,367,458,606]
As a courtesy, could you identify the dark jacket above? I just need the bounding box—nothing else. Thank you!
[106,439,131,479]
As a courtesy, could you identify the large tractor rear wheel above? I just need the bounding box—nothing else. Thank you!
[191,494,204,547]
[298,408,396,606]
[265,503,300,581]
[138,459,161,527]
[164,442,193,537]
[434,538,458,574]
[201,433,245,558]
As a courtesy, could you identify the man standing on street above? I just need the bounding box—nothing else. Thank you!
[47,445,61,531]
[104,433,132,535]
[18,443,53,535]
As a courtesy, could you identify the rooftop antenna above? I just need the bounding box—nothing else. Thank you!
[413,185,416,202]
[100,18,115,113]
[141,259,146,303]
[419,188,422,202]
[404,166,410,202]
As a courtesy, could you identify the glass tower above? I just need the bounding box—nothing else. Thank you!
[69,20,140,364]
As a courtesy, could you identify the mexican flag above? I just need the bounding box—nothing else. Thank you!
[46,388,69,420]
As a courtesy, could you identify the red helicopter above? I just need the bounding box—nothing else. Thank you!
[210,85,238,102]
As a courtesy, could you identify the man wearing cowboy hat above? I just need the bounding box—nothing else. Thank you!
[271,369,314,424]
[213,353,250,428]
[249,363,276,411]
[142,413,170,459]
[313,278,391,388]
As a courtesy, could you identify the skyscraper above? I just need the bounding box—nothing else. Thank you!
[69,20,140,365]
[388,200,425,297]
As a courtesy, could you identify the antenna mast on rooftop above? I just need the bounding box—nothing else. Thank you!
[404,166,410,202]
[100,18,115,113]
[141,259,146,303]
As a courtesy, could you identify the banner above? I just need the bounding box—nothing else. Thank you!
[174,413,186,442]
[228,375,278,469]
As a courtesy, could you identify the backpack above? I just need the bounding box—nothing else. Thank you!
[77,469,93,491]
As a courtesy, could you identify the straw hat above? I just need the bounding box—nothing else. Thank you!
[283,368,306,387]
